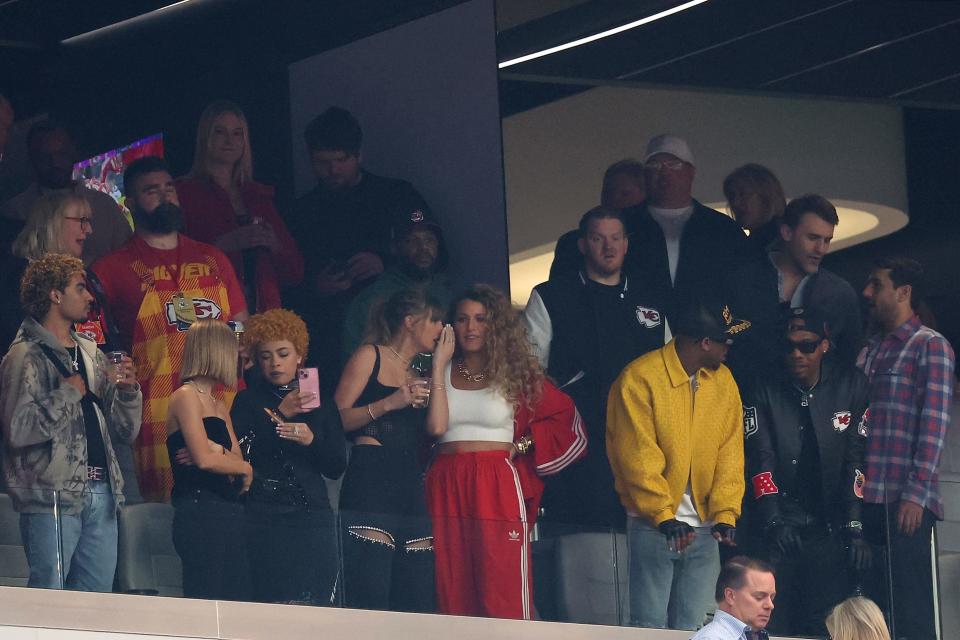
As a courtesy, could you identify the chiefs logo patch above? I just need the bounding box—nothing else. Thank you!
[165,297,223,331]
[635,306,662,329]
[743,406,758,439]
[854,469,865,499]
[857,408,869,437]
[832,411,852,432]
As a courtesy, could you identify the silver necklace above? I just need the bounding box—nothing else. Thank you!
[67,343,80,372]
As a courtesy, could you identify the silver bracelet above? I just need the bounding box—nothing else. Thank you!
[366,403,377,421]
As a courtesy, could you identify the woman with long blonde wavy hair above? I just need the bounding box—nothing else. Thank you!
[425,284,587,619]
[826,597,891,640]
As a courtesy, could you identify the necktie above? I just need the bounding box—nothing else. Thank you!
[747,629,769,640]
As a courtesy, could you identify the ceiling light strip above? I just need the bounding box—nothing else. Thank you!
[615,0,855,80]
[760,16,960,87]
[61,0,197,45]
[498,0,711,69]
[889,71,960,99]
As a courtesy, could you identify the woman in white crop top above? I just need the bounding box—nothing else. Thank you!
[425,284,587,620]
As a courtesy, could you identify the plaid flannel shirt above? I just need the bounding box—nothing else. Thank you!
[856,315,955,518]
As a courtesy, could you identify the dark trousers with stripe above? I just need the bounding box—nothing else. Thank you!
[426,450,532,619]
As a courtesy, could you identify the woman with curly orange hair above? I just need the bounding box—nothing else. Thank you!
[230,308,346,603]
[425,284,587,619]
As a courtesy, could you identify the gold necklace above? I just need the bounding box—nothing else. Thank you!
[457,359,487,382]
[186,380,211,395]
[387,346,411,366]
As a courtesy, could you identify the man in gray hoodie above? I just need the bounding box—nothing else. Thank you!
[0,253,141,591]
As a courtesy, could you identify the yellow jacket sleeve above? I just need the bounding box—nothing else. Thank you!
[708,377,745,526]
[606,374,675,526]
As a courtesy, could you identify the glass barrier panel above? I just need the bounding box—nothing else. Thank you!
[936,476,960,640]
[0,486,65,591]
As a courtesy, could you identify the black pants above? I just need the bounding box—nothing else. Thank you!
[761,522,851,637]
[172,491,250,601]
[245,504,338,605]
[863,503,938,640]
[338,445,435,613]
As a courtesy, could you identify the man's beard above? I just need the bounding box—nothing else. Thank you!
[132,202,183,234]
[399,256,434,281]
[39,166,74,189]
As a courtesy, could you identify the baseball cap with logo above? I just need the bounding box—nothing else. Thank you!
[644,134,695,166]
[675,299,751,345]
[391,208,442,242]
[785,306,830,339]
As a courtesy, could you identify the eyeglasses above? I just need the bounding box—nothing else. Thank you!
[64,216,92,228]
[784,339,821,354]
[645,159,685,171]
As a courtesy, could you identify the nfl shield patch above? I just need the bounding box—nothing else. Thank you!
[832,411,852,432]
[743,406,758,439]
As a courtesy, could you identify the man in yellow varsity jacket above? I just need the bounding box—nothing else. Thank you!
[607,300,749,631]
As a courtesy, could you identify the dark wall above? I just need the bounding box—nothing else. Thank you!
[28,1,462,212]
[824,107,960,350]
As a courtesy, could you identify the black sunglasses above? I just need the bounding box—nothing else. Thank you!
[784,339,821,354]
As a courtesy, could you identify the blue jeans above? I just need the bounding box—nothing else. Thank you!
[19,480,118,591]
[626,516,719,630]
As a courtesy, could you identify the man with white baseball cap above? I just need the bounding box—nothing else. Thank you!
[551,134,748,337]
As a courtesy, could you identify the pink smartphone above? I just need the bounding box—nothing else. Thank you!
[298,367,321,409]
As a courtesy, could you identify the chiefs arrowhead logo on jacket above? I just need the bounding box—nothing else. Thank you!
[832,411,852,432]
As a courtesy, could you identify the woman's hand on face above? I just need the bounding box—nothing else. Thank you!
[433,324,455,367]
[277,390,315,418]
[275,421,314,446]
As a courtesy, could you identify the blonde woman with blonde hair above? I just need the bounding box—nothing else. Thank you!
[425,284,587,619]
[3,190,93,350]
[166,319,252,600]
[826,597,891,640]
[176,100,303,313]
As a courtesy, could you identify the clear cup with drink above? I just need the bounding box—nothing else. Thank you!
[409,353,433,409]
[106,351,127,385]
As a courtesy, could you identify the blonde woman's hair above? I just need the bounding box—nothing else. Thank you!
[189,100,253,184]
[362,288,444,348]
[180,319,238,389]
[452,284,543,407]
[12,189,91,259]
[826,597,891,640]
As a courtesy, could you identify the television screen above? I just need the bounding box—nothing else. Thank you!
[72,133,164,209]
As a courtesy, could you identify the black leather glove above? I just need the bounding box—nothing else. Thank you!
[712,523,737,546]
[659,519,695,551]
[765,520,803,555]
[844,522,872,571]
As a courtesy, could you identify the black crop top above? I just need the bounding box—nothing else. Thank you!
[167,417,238,501]
[351,345,424,453]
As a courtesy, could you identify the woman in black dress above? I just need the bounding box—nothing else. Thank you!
[166,319,253,600]
[232,308,347,604]
[334,288,447,612]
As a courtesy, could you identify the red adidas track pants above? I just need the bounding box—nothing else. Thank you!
[425,450,533,619]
